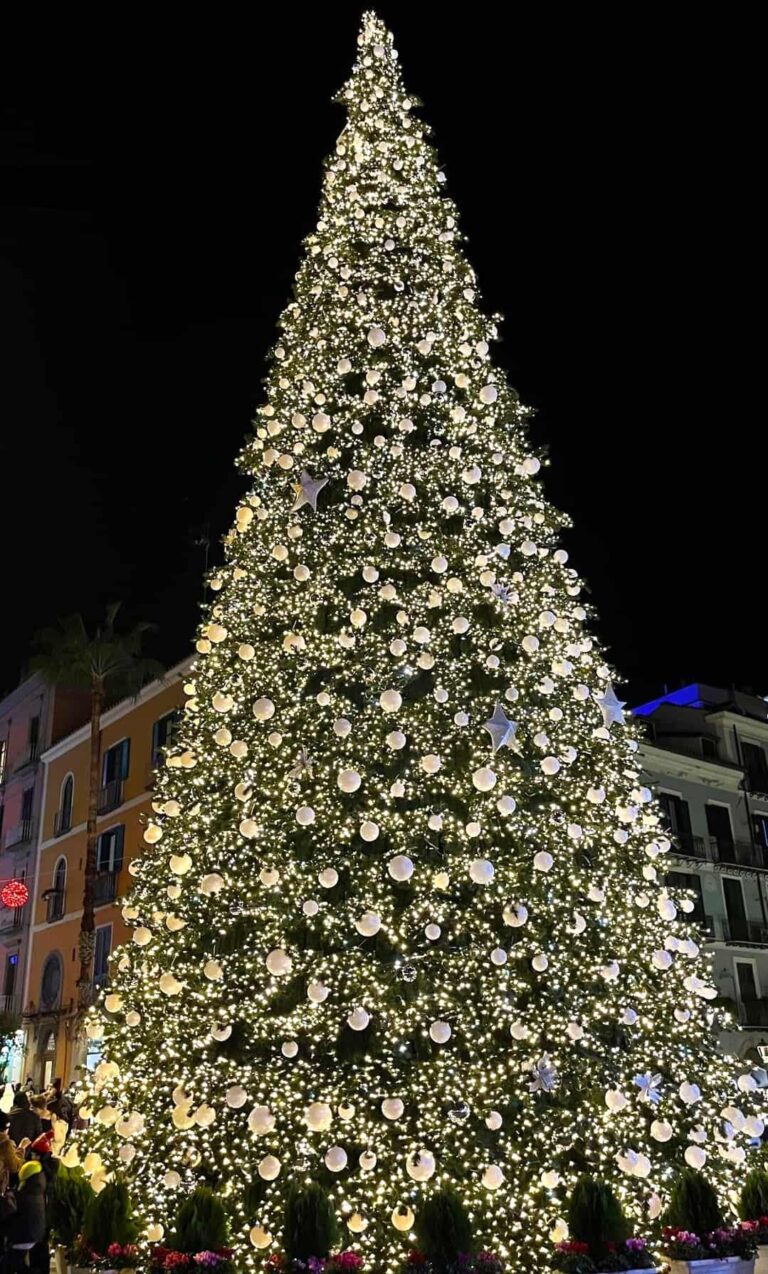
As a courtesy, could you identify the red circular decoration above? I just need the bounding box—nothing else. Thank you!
[1,880,29,908]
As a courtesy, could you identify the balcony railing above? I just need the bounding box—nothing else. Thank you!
[97,778,124,814]
[94,871,119,904]
[673,834,768,870]
[705,914,768,946]
[0,993,21,1016]
[738,998,768,1028]
[3,819,34,850]
[13,744,40,773]
[46,890,65,922]
[53,808,72,837]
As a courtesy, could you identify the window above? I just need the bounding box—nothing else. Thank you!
[56,774,74,836]
[666,871,705,924]
[48,856,67,922]
[40,954,62,1010]
[754,814,768,848]
[152,711,180,768]
[736,959,760,1002]
[40,1029,56,1090]
[701,737,718,760]
[3,953,18,1000]
[657,792,694,853]
[94,925,111,987]
[706,803,734,855]
[21,787,34,825]
[96,825,124,875]
[723,877,748,942]
[102,739,130,786]
[743,742,768,794]
[27,715,40,760]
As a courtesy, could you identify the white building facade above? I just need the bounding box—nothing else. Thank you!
[635,684,768,1059]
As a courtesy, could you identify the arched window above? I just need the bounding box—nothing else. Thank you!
[40,953,62,1010]
[47,856,67,921]
[56,774,74,835]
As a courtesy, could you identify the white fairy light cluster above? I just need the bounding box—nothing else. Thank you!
[72,12,763,1274]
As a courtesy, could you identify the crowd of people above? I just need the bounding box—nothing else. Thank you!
[0,1079,76,1272]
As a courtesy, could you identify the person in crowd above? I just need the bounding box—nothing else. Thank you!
[29,1097,51,1136]
[47,1078,74,1130]
[8,1092,42,1146]
[0,1110,23,1193]
[4,1159,49,1273]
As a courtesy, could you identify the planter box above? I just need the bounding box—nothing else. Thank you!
[670,1259,755,1273]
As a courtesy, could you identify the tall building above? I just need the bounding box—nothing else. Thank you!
[20,659,190,1087]
[635,683,768,1059]
[0,674,89,1079]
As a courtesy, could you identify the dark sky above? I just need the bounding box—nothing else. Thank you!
[1,4,762,704]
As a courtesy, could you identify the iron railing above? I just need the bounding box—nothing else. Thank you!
[97,778,123,814]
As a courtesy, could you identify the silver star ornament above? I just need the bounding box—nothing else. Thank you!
[291,471,328,513]
[483,701,518,753]
[596,684,626,728]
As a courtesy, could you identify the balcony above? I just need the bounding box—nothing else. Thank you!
[0,903,27,934]
[94,871,119,905]
[738,998,768,1028]
[97,778,124,815]
[13,744,40,773]
[672,834,768,871]
[3,819,34,850]
[53,808,72,837]
[45,890,65,923]
[705,914,768,946]
[0,993,21,1016]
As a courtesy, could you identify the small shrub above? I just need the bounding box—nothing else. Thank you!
[413,1188,473,1265]
[741,1167,768,1221]
[50,1165,93,1250]
[283,1182,338,1261]
[173,1186,228,1253]
[665,1168,723,1236]
[83,1181,137,1254]
[567,1177,629,1260]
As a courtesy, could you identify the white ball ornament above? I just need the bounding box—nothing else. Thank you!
[382,1098,404,1121]
[250,1228,272,1250]
[355,912,381,937]
[425,924,441,941]
[325,1146,348,1173]
[170,854,192,876]
[541,756,561,775]
[486,1111,503,1131]
[407,1150,436,1181]
[392,1206,414,1232]
[296,806,316,826]
[472,767,497,792]
[651,1120,673,1143]
[605,1090,628,1113]
[258,1155,281,1181]
[338,769,361,793]
[143,824,162,844]
[388,855,414,882]
[469,859,494,884]
[347,1215,367,1235]
[305,1102,333,1132]
[253,697,275,721]
[163,1171,182,1190]
[200,873,225,895]
[429,1020,452,1044]
[359,1150,377,1172]
[386,731,406,750]
[211,1024,232,1042]
[685,1146,707,1169]
[504,903,528,927]
[319,868,338,888]
[368,326,386,347]
[679,1082,702,1105]
[307,981,330,1003]
[239,818,258,839]
[132,927,152,946]
[348,1007,370,1032]
[333,717,352,737]
[482,1165,504,1190]
[159,973,182,996]
[225,1086,248,1109]
[421,753,441,774]
[533,851,554,873]
[347,469,367,490]
[532,953,549,973]
[491,948,507,966]
[281,1041,299,1058]
[380,689,402,713]
[203,960,223,982]
[125,1010,141,1028]
[360,821,380,842]
[266,949,292,977]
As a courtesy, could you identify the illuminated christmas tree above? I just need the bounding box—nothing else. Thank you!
[76,13,763,1272]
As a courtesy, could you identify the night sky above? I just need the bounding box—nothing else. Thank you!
[1,5,761,704]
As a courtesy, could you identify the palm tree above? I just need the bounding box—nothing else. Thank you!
[33,604,163,1009]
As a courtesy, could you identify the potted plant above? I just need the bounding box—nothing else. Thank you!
[82,1181,138,1274]
[49,1165,94,1274]
[740,1167,768,1274]
[662,1168,755,1273]
[551,1177,659,1273]
[401,1255,503,1273]
[150,1187,235,1274]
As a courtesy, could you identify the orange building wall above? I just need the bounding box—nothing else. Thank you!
[23,667,189,1086]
